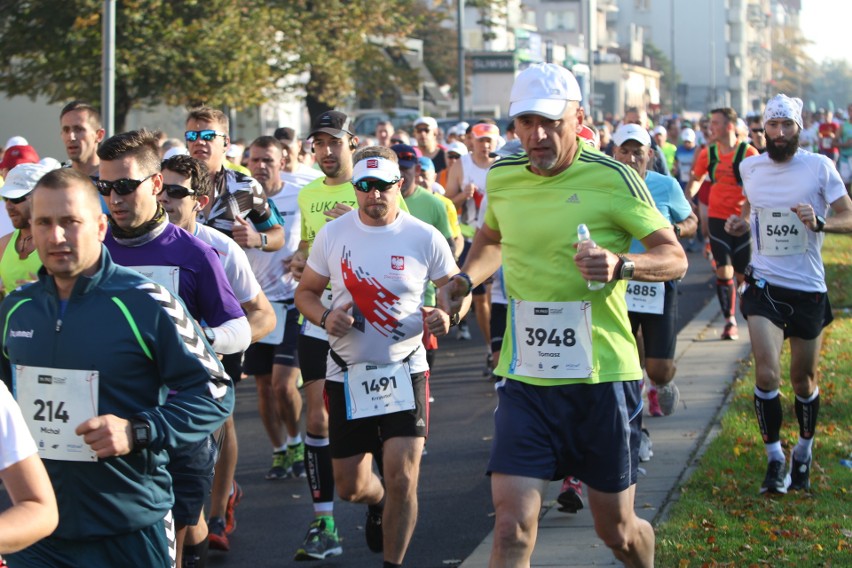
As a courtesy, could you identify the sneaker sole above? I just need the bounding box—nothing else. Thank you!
[208,535,230,552]
[294,547,343,561]
[556,492,584,514]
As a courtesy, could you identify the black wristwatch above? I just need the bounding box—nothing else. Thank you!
[449,312,461,327]
[130,416,151,453]
[616,255,635,280]
[814,215,826,232]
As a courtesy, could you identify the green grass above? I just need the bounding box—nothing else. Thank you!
[655,234,852,567]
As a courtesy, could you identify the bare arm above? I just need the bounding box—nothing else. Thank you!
[444,223,502,315]
[241,290,276,343]
[0,454,58,553]
[444,162,473,209]
[232,216,285,252]
[800,194,852,233]
[675,211,699,239]
[294,266,353,337]
[574,227,688,283]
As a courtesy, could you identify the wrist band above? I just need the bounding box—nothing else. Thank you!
[320,309,331,329]
[456,272,474,296]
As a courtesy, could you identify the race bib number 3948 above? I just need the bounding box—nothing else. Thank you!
[15,366,99,462]
[509,300,594,379]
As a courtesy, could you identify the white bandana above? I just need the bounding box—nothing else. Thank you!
[763,94,803,130]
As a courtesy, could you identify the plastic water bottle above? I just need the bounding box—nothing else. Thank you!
[577,224,605,290]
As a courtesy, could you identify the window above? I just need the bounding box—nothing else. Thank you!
[544,10,577,31]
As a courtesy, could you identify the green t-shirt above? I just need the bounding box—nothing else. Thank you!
[404,186,454,306]
[484,144,669,386]
[840,121,852,159]
[661,141,677,172]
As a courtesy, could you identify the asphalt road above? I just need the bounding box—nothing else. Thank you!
[208,247,717,568]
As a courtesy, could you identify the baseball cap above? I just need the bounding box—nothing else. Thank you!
[413,117,438,131]
[446,141,469,157]
[652,125,667,137]
[309,110,353,139]
[352,156,401,184]
[391,144,418,169]
[418,156,435,172]
[680,128,696,143]
[0,162,60,199]
[612,124,651,147]
[4,136,28,150]
[163,146,189,160]
[0,145,39,170]
[509,63,582,120]
[472,123,500,140]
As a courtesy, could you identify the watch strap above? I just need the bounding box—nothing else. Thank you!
[129,416,151,453]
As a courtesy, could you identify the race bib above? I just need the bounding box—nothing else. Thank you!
[129,265,180,297]
[259,301,288,345]
[509,300,594,379]
[820,137,833,150]
[15,366,99,462]
[625,282,665,315]
[755,208,807,256]
[343,361,415,420]
[301,290,333,340]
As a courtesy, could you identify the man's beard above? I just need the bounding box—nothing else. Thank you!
[766,133,799,162]
[364,202,389,220]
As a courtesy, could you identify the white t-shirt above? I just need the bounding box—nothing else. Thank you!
[193,223,261,304]
[0,381,38,470]
[458,154,490,229]
[306,210,456,380]
[246,179,303,301]
[740,149,847,292]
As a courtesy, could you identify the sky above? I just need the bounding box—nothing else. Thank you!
[798,0,852,65]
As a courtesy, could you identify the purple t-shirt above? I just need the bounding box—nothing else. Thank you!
[105,223,243,327]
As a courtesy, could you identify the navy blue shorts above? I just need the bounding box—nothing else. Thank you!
[167,435,217,525]
[628,280,678,360]
[242,302,301,375]
[488,378,642,493]
[325,372,430,459]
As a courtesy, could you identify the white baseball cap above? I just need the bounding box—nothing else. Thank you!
[446,141,469,156]
[509,63,582,120]
[680,128,696,143]
[652,125,667,137]
[413,117,438,131]
[4,136,28,150]
[352,156,401,184]
[612,124,651,147]
[0,162,60,199]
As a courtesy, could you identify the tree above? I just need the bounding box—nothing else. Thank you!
[0,0,283,131]
[770,23,814,98]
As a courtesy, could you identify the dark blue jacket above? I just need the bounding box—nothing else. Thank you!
[0,246,234,539]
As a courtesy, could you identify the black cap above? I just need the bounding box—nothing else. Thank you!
[309,110,353,139]
[273,127,296,143]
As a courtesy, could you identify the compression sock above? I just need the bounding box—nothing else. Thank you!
[305,433,335,504]
[794,387,820,461]
[384,562,402,568]
[716,278,736,319]
[754,387,784,462]
[182,537,209,568]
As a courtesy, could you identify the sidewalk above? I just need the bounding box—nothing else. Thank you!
[460,299,754,567]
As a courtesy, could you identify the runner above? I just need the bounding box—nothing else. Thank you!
[725,94,852,494]
[295,145,461,566]
[1,168,233,567]
[446,63,687,567]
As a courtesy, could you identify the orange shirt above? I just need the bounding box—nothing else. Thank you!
[692,143,759,219]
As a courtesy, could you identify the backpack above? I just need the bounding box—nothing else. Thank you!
[707,142,749,186]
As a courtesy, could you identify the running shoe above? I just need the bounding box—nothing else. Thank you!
[224,480,243,535]
[294,518,342,561]
[657,382,681,416]
[646,389,664,417]
[721,322,738,341]
[207,516,229,551]
[760,459,789,494]
[289,442,307,478]
[639,428,653,462]
[266,449,292,480]
[456,321,471,341]
[788,455,811,491]
[365,504,384,553]
[556,477,585,514]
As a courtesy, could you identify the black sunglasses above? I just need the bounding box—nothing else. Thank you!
[352,178,399,193]
[415,127,430,133]
[185,130,227,142]
[94,173,156,196]
[162,184,197,199]
[750,128,764,134]
[3,195,28,205]
[395,151,417,163]
[390,138,404,144]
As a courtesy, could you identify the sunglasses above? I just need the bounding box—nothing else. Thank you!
[352,178,399,193]
[95,173,156,196]
[750,128,764,134]
[185,130,227,143]
[3,195,28,205]
[390,138,404,144]
[448,153,461,159]
[162,183,196,199]
[395,151,417,163]
[415,127,430,133]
